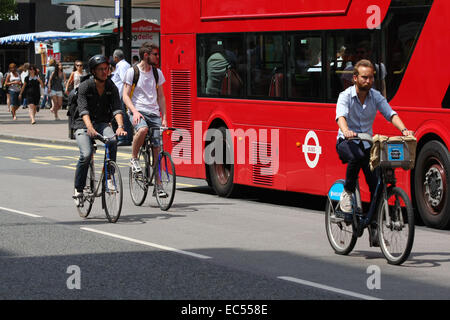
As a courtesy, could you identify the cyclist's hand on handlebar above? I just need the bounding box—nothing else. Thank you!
[116,127,127,136]
[132,112,144,126]
[343,130,357,139]
[402,129,414,137]
[86,126,98,138]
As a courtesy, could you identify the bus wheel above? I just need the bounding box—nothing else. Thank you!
[414,140,450,229]
[207,126,236,197]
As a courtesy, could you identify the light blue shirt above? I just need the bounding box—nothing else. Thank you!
[111,59,131,99]
[336,85,397,148]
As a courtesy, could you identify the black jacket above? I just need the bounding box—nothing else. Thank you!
[73,77,122,130]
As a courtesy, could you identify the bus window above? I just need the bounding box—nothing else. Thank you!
[287,35,322,101]
[247,33,284,98]
[326,31,381,101]
[198,34,245,97]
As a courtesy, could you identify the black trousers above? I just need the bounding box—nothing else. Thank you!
[336,138,378,196]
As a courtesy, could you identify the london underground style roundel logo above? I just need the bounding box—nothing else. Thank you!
[302,130,322,168]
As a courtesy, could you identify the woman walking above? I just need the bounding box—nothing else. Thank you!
[19,65,43,124]
[48,61,66,120]
[65,60,85,95]
[4,63,22,120]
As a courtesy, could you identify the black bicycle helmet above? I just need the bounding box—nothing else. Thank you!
[88,54,109,72]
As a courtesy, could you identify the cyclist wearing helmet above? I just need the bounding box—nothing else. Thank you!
[73,55,127,203]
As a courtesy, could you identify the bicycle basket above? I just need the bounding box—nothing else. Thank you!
[370,135,417,171]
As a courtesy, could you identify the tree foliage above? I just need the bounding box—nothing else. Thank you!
[0,0,17,21]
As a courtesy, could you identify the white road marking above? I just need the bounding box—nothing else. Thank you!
[80,227,212,260]
[278,276,382,300]
[0,207,42,218]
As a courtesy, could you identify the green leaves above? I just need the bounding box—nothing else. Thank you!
[0,0,17,21]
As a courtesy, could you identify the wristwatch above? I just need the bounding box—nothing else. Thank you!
[118,125,124,129]
[401,128,408,133]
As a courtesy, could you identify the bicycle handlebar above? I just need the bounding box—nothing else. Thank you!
[348,133,373,145]
[95,134,117,144]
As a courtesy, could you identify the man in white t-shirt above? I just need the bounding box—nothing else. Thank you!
[123,42,167,197]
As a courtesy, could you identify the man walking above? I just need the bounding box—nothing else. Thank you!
[111,49,133,146]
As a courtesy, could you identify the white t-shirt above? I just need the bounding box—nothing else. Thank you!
[124,64,165,116]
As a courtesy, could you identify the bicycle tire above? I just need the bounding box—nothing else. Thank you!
[377,187,415,265]
[77,161,95,218]
[103,161,123,223]
[129,149,151,206]
[155,151,176,211]
[325,197,357,255]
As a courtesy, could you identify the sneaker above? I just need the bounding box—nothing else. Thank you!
[130,158,142,173]
[153,186,168,198]
[73,189,83,207]
[107,179,116,192]
[339,190,353,213]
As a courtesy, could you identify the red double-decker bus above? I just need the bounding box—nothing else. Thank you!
[160,0,450,229]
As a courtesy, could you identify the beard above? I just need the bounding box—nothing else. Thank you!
[356,82,371,92]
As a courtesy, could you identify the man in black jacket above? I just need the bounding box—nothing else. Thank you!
[73,55,127,204]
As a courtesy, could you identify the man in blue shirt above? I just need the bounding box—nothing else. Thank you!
[335,59,413,214]
[111,49,133,146]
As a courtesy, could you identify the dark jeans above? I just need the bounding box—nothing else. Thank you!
[74,124,117,192]
[336,138,378,196]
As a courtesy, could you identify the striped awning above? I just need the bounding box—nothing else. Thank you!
[0,31,101,44]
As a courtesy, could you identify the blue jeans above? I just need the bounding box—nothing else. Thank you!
[74,123,117,192]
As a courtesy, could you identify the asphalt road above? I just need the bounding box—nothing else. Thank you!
[1,138,450,301]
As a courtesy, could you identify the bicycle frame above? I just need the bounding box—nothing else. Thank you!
[90,136,116,198]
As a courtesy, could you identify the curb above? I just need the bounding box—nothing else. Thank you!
[0,134,133,152]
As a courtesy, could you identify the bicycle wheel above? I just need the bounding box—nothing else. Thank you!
[377,187,415,265]
[155,151,176,211]
[129,149,151,206]
[77,161,95,218]
[325,197,357,255]
[102,161,123,223]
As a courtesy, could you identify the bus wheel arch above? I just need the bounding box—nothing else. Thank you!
[413,136,450,229]
[205,120,237,197]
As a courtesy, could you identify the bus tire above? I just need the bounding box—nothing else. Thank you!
[206,126,236,197]
[414,140,450,229]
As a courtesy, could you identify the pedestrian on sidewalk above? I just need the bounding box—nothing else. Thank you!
[20,62,30,109]
[18,64,44,124]
[111,49,133,146]
[48,61,66,120]
[65,60,86,95]
[43,59,56,110]
[4,63,22,120]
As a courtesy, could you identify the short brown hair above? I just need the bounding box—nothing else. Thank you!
[139,42,159,60]
[353,59,375,76]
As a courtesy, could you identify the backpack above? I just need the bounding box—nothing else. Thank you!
[130,64,159,98]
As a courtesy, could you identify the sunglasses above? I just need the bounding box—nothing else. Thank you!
[76,64,83,67]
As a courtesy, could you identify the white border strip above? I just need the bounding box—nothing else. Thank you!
[278,276,382,300]
[81,227,212,260]
[0,207,42,218]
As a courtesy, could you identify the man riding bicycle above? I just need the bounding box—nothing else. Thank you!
[73,55,127,205]
[335,59,414,217]
[122,42,168,197]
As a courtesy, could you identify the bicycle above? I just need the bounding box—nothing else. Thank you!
[325,133,415,265]
[129,126,177,211]
[73,134,123,223]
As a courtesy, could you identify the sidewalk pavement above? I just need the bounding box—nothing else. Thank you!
[0,104,131,151]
